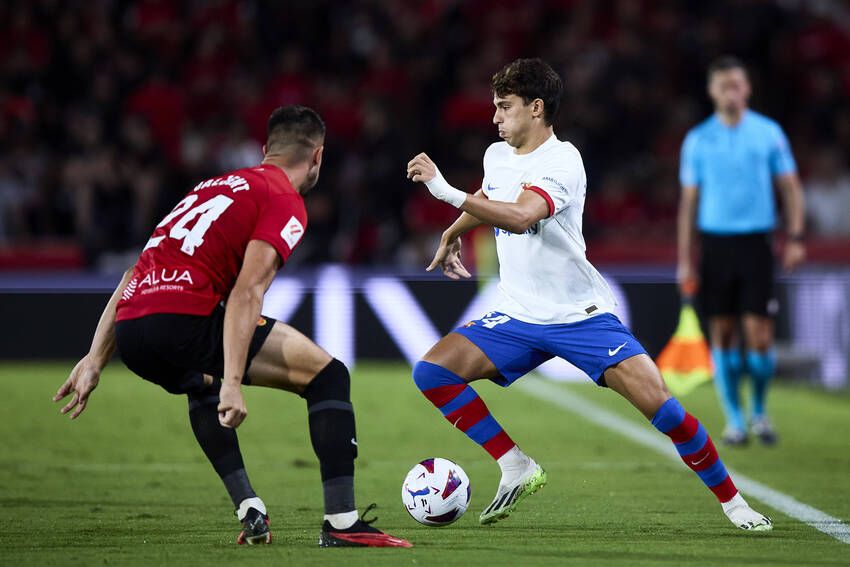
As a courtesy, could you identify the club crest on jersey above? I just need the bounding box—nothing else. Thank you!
[281,216,304,249]
[139,268,194,287]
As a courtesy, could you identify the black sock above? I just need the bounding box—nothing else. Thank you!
[188,381,256,508]
[302,359,357,514]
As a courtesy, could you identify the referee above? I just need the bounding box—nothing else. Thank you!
[677,56,805,446]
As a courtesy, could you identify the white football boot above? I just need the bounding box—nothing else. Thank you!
[722,492,773,531]
[479,458,547,525]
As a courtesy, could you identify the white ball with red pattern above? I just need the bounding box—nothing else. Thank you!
[401,457,471,526]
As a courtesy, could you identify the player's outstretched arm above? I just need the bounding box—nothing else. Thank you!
[53,266,134,419]
[458,191,548,235]
[220,239,280,429]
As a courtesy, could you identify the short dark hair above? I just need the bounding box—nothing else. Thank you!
[266,105,326,162]
[707,56,747,80]
[491,58,563,125]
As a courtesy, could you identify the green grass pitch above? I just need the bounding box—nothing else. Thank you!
[2,361,849,565]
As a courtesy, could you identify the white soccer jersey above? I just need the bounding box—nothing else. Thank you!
[481,134,616,324]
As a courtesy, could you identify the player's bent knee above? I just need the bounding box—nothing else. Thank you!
[249,321,332,392]
[412,360,436,391]
[412,360,465,392]
[187,378,221,411]
[301,358,351,405]
[420,333,498,381]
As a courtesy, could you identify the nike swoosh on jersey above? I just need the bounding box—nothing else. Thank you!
[608,342,627,356]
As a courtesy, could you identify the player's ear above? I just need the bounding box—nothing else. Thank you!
[313,145,324,167]
[262,144,267,156]
[532,98,544,118]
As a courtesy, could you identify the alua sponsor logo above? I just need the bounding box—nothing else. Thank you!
[139,268,194,287]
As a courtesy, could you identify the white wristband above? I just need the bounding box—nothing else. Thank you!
[425,167,467,208]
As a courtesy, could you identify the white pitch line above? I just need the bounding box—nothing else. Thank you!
[517,377,850,545]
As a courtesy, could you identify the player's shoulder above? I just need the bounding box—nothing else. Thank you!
[483,141,511,162]
[539,137,583,172]
[549,138,582,160]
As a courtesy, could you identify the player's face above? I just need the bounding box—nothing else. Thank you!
[709,69,750,114]
[493,94,535,147]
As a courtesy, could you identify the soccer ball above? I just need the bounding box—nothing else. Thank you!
[402,457,471,526]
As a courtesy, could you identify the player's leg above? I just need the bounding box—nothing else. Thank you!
[115,315,267,543]
[603,353,771,530]
[741,233,779,444]
[545,312,770,530]
[709,315,747,445]
[185,376,269,543]
[246,320,410,548]
[414,334,516,461]
[413,317,551,524]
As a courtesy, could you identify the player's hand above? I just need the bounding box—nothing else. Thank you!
[782,241,806,272]
[406,153,437,183]
[218,381,247,429]
[676,262,699,297]
[54,356,101,419]
[427,235,471,280]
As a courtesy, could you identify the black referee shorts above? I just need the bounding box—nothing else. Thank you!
[115,304,276,395]
[698,232,777,319]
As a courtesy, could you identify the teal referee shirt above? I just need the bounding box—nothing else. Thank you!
[679,110,797,234]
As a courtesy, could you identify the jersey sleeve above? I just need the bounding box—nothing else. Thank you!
[679,131,700,187]
[250,193,307,264]
[768,125,797,176]
[524,153,585,217]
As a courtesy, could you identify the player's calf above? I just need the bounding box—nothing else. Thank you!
[187,381,259,506]
[413,361,546,524]
[301,359,358,522]
[412,361,515,459]
[304,360,411,547]
[186,381,273,543]
[651,398,772,531]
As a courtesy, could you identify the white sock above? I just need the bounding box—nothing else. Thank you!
[497,446,531,485]
[325,509,358,530]
[236,497,266,521]
[721,492,747,514]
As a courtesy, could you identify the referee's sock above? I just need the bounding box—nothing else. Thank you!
[711,348,746,431]
[652,397,738,503]
[746,349,776,418]
[413,361,516,460]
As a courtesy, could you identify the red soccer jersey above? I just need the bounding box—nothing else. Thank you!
[116,165,306,321]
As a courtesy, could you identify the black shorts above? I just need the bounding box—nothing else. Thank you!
[115,305,276,395]
[698,232,777,318]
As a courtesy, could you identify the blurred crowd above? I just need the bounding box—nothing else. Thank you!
[2,0,850,268]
